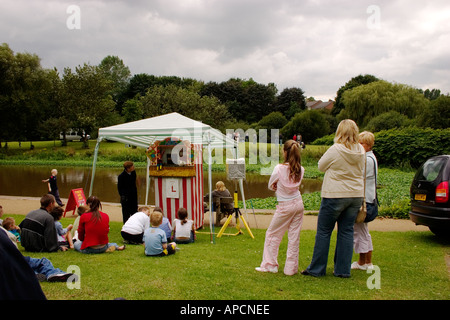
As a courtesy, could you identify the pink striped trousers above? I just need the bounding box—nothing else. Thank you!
[259,197,304,275]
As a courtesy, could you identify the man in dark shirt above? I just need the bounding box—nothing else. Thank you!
[0,227,47,300]
[19,194,67,252]
[117,161,138,224]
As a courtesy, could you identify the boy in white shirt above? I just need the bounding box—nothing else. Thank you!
[121,206,151,244]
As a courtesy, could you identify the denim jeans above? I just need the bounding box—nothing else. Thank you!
[305,197,363,277]
[73,241,119,254]
[24,256,65,279]
[174,231,195,244]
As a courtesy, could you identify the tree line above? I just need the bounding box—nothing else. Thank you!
[1,43,448,148]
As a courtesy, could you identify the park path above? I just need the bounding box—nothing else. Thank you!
[0,195,428,232]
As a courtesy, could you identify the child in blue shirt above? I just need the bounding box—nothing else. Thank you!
[143,210,176,256]
[153,206,172,242]
[50,206,74,249]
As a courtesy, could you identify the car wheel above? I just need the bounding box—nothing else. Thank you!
[429,226,449,238]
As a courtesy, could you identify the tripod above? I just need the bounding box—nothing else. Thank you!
[217,182,254,239]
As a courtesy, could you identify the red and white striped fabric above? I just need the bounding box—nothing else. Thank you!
[154,144,204,229]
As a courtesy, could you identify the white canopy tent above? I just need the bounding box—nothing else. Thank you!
[88,112,243,240]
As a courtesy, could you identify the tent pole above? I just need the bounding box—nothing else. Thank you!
[208,140,214,244]
[145,157,150,205]
[89,138,102,197]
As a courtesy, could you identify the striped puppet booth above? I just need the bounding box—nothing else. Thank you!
[147,138,204,229]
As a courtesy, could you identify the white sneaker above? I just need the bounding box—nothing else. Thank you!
[255,266,278,273]
[351,261,367,270]
[366,263,374,270]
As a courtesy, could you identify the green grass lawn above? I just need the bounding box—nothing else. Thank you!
[9,214,449,301]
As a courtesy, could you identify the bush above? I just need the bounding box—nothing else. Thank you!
[281,110,330,144]
[374,127,450,168]
[365,110,412,132]
[311,134,334,145]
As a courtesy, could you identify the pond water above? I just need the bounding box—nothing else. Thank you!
[0,165,322,204]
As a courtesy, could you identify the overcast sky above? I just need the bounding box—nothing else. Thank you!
[1,0,450,100]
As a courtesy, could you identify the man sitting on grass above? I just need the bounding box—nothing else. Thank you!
[19,194,68,252]
[143,211,176,257]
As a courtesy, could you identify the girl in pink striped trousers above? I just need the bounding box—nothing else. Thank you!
[256,140,305,276]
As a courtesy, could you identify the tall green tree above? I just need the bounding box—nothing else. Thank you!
[0,43,57,147]
[60,63,117,147]
[274,87,306,118]
[119,73,201,115]
[332,74,379,116]
[139,84,231,128]
[281,110,330,143]
[200,78,277,123]
[341,80,429,127]
[98,55,131,105]
[417,95,450,129]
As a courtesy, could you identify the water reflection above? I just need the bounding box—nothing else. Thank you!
[0,165,322,204]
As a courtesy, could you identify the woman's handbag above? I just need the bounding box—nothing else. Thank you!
[364,155,379,223]
[356,199,367,223]
[365,202,378,222]
[355,157,367,223]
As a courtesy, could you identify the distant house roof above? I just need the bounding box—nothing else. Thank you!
[306,100,334,110]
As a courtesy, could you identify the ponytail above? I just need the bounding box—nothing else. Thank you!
[283,140,302,183]
[177,208,188,225]
[86,195,102,223]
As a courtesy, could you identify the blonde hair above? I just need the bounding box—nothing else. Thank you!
[150,211,163,227]
[334,119,360,149]
[138,206,150,214]
[215,181,226,192]
[283,140,302,183]
[359,131,375,150]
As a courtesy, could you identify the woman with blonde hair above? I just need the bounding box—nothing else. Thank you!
[256,139,305,276]
[302,119,365,278]
[352,131,378,270]
[204,181,234,225]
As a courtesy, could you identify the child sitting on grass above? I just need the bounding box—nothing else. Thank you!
[72,204,89,243]
[50,206,74,249]
[2,217,21,243]
[173,208,195,244]
[143,210,176,257]
[153,206,172,242]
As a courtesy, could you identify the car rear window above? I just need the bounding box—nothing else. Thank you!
[416,157,446,182]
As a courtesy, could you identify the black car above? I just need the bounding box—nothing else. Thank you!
[410,155,450,236]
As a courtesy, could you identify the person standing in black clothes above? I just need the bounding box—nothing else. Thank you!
[42,169,64,207]
[118,161,138,224]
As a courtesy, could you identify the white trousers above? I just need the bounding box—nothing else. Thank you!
[259,198,304,275]
[353,222,373,254]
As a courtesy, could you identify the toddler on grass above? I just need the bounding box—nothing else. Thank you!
[143,210,176,257]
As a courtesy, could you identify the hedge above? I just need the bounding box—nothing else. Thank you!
[373,127,450,168]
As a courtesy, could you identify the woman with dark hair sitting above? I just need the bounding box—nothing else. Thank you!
[74,196,125,254]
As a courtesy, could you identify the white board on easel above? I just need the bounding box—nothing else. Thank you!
[166,178,180,198]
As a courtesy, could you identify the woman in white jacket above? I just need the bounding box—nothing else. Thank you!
[302,119,365,278]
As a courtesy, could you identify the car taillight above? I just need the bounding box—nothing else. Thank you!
[435,181,449,203]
